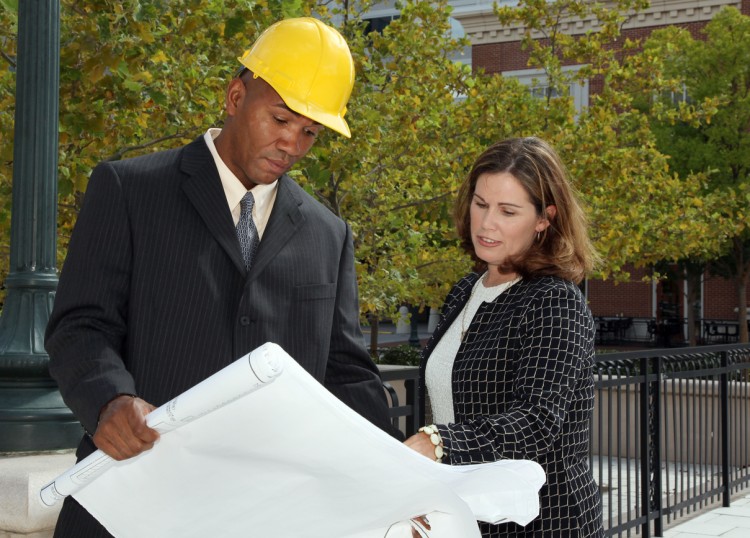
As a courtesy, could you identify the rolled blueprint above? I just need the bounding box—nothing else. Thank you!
[39,343,284,507]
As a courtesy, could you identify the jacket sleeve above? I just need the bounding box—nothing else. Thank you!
[322,223,403,440]
[437,283,591,464]
[45,162,137,434]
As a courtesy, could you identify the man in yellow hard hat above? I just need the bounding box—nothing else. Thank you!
[46,18,398,537]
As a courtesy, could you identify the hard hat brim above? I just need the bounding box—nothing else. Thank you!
[278,95,352,139]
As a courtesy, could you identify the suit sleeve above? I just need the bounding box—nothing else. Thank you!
[437,285,589,463]
[323,224,403,440]
[45,162,136,434]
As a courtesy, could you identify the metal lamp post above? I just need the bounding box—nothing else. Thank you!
[0,0,81,452]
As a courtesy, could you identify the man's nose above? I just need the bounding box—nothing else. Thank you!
[278,130,306,157]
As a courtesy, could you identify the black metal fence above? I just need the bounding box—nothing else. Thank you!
[379,342,750,536]
[594,343,750,537]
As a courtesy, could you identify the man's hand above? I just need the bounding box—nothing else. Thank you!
[93,395,159,460]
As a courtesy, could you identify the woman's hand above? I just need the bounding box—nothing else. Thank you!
[404,432,439,460]
[410,515,431,537]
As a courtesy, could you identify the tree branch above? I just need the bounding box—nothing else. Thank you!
[389,191,453,212]
[1,49,16,69]
[104,132,193,162]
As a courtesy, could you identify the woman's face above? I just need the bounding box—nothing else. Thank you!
[470,171,549,284]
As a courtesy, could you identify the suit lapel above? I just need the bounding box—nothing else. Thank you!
[248,175,305,281]
[179,137,246,274]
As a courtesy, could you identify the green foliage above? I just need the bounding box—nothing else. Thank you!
[642,7,750,341]
[0,0,17,15]
[376,344,421,366]
[0,4,16,290]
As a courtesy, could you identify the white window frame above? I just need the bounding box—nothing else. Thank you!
[503,65,589,112]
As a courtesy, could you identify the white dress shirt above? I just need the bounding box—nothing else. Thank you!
[204,128,277,239]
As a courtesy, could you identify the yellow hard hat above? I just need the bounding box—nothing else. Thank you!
[238,17,355,138]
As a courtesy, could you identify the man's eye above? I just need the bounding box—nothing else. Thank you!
[273,116,287,124]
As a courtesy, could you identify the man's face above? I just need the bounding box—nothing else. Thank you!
[216,74,324,189]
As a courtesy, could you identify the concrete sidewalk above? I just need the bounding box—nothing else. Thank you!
[662,494,750,537]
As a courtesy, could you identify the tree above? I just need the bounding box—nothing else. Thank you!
[643,7,750,342]
[493,0,736,285]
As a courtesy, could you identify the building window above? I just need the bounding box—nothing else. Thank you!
[363,15,399,35]
[362,14,471,66]
[503,65,589,112]
[660,84,693,106]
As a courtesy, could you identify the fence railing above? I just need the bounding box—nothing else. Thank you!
[593,343,750,537]
[379,342,750,536]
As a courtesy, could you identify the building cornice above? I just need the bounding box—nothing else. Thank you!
[453,0,740,45]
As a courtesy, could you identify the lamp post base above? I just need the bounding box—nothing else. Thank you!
[0,380,82,452]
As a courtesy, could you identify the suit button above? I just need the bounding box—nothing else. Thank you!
[239,316,250,326]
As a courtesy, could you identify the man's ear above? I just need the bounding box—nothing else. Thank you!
[225,77,246,116]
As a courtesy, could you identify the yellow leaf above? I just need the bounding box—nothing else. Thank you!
[151,51,168,64]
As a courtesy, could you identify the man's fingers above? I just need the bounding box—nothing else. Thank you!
[94,396,159,460]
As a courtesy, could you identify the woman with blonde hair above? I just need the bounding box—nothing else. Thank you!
[405,137,603,537]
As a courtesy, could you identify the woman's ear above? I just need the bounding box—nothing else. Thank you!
[535,205,557,233]
[545,204,557,221]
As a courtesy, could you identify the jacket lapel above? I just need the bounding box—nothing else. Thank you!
[421,273,479,365]
[248,175,305,281]
[179,137,246,274]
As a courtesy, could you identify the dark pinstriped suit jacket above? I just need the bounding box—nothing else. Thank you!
[45,136,393,537]
[419,274,604,537]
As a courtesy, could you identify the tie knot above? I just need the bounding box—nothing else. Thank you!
[241,192,255,214]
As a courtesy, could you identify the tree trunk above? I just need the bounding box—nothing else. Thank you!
[685,268,701,346]
[738,270,748,344]
[368,313,380,359]
[734,238,749,344]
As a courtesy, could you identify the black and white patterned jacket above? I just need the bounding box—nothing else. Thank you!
[419,273,604,537]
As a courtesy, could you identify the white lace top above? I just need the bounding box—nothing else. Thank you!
[425,273,520,424]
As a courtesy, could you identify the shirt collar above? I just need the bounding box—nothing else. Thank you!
[204,128,278,217]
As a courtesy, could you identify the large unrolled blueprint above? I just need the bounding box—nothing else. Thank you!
[40,343,545,538]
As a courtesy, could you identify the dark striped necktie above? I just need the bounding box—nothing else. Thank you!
[237,192,259,270]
